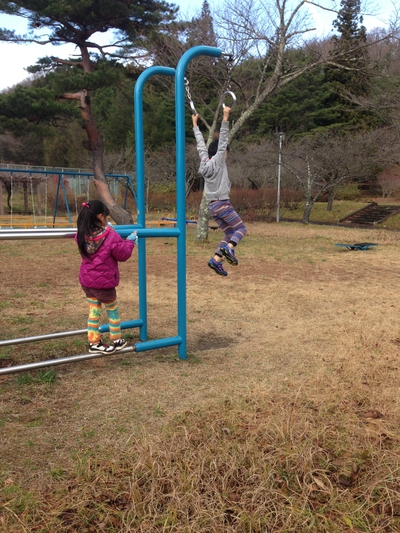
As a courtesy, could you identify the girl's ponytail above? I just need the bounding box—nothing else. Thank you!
[77,200,110,257]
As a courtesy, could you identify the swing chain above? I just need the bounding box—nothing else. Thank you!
[185,54,236,116]
[226,55,234,92]
[184,77,197,115]
[222,54,236,112]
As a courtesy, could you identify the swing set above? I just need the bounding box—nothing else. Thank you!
[0,168,136,228]
[0,46,237,375]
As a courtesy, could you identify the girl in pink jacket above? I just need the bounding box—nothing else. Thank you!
[76,200,137,354]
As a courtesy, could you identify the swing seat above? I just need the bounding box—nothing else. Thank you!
[335,242,378,251]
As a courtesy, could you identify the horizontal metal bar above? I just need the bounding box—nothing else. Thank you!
[0,346,136,375]
[0,320,143,347]
[0,227,181,240]
[0,168,130,178]
[134,336,182,353]
[0,230,76,239]
[0,228,76,232]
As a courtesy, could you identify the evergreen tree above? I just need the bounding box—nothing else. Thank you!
[324,0,372,129]
[0,0,177,223]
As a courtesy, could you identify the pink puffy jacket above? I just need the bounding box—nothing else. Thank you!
[76,228,134,289]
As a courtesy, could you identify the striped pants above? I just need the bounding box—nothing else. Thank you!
[209,200,247,256]
[87,298,121,343]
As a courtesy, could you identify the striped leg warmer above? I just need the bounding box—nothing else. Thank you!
[105,299,121,342]
[87,297,102,343]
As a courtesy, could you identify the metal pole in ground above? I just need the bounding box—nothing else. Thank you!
[276,132,284,223]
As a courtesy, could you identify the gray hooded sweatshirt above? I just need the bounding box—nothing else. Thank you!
[193,121,231,202]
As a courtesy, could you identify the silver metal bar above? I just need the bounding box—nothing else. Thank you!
[0,228,76,232]
[0,227,181,240]
[0,329,87,347]
[0,346,136,375]
[0,230,76,239]
[0,318,143,347]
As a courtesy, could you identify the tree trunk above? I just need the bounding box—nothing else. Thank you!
[195,191,210,242]
[302,199,315,224]
[327,187,334,211]
[63,89,133,225]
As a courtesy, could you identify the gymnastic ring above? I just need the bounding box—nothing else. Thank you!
[189,100,198,116]
[222,90,236,112]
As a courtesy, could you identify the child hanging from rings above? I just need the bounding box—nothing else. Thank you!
[192,106,247,276]
[75,200,138,354]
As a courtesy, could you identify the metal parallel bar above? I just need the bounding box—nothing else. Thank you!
[0,319,144,347]
[0,227,181,240]
[0,346,137,375]
[0,228,76,233]
[0,336,182,375]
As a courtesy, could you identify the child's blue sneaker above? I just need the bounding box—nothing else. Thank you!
[220,245,238,266]
[208,257,228,276]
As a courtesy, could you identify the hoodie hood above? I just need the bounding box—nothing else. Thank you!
[84,225,112,255]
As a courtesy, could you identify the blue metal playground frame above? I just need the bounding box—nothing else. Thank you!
[0,45,223,374]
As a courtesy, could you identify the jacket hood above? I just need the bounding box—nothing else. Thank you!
[85,225,111,255]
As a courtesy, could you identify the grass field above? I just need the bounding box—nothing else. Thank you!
[1,221,400,532]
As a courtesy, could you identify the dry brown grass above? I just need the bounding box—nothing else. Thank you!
[1,222,400,532]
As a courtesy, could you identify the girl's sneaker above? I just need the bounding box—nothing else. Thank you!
[208,257,228,276]
[221,245,238,265]
[113,338,128,351]
[89,341,115,354]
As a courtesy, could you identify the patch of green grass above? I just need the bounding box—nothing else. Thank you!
[49,467,66,480]
[27,417,43,428]
[10,316,34,325]
[187,353,202,363]
[14,368,58,385]
[0,347,13,358]
[82,428,97,439]
[153,403,166,416]
[10,291,26,299]
[278,199,400,230]
[1,482,37,515]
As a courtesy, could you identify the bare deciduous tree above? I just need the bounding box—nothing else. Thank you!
[282,130,380,222]
[189,0,399,237]
[377,165,400,198]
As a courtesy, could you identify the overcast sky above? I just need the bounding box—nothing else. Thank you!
[0,0,396,91]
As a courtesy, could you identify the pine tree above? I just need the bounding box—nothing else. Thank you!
[327,0,370,99]
[0,0,177,223]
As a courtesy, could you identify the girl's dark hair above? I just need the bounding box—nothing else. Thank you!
[208,139,230,159]
[77,200,110,257]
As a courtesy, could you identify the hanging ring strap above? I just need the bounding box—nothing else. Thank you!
[221,53,236,112]
[184,77,198,115]
[222,90,237,112]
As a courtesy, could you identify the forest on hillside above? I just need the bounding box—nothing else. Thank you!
[0,0,399,224]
